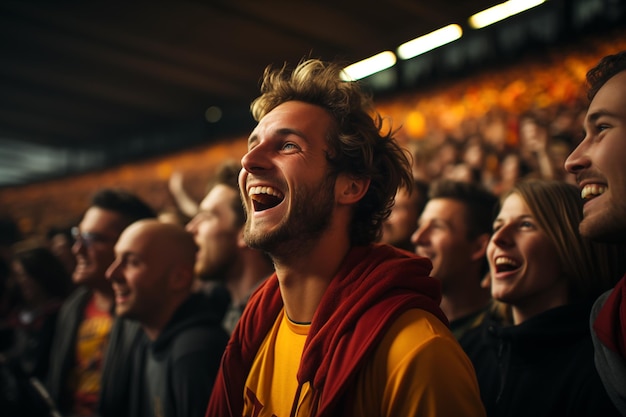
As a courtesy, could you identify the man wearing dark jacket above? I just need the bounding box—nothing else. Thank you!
[46,188,156,416]
[186,160,274,334]
[107,219,228,417]
[565,50,626,415]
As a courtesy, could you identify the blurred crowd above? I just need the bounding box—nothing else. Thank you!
[402,101,579,193]
[1,34,626,417]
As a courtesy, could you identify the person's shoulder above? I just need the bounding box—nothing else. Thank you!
[364,243,433,277]
[368,308,483,400]
[169,321,229,359]
[187,291,230,321]
[458,321,484,351]
[58,286,91,315]
[64,285,90,302]
[591,288,614,321]
[381,309,459,357]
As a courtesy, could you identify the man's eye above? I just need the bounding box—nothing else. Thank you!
[124,257,140,267]
[282,143,298,151]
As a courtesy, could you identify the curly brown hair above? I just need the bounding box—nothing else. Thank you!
[250,59,413,245]
[586,50,626,100]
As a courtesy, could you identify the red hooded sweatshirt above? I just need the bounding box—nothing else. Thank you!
[205,243,448,417]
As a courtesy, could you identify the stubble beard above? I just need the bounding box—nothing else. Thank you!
[196,258,232,283]
[244,174,336,258]
[195,245,237,283]
[580,210,626,244]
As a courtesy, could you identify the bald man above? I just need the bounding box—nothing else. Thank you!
[106,220,229,417]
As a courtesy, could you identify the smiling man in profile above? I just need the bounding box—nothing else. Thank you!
[186,160,274,334]
[565,50,626,416]
[46,188,155,417]
[107,219,228,417]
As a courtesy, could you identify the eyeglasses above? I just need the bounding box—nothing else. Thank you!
[71,227,116,248]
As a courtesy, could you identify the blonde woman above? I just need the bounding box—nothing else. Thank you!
[460,179,626,417]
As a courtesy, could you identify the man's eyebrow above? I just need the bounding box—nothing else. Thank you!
[278,127,310,144]
[247,128,309,146]
[587,109,619,123]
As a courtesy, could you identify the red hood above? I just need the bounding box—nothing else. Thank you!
[206,243,446,417]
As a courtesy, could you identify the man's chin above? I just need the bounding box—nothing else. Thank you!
[72,270,98,286]
[115,306,130,317]
[195,268,223,283]
[72,273,88,285]
[580,219,625,243]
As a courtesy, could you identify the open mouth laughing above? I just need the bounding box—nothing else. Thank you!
[248,185,284,212]
[494,256,520,273]
[113,286,130,304]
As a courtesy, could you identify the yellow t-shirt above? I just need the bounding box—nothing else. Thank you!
[243,308,486,417]
[244,310,311,416]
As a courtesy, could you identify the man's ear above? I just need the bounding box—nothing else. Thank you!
[336,174,370,205]
[470,233,490,262]
[169,264,194,291]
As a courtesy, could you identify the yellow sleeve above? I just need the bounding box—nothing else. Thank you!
[352,309,486,417]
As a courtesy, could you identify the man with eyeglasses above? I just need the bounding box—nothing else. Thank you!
[46,188,156,417]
